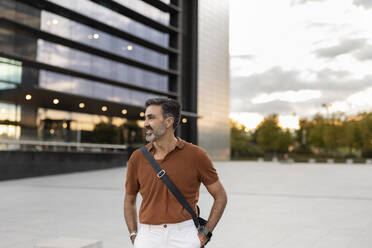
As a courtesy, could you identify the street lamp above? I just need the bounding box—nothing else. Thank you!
[322,103,332,119]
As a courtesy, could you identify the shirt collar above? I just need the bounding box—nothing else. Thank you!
[146,137,184,152]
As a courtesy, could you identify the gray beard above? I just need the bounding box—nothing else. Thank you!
[145,122,166,142]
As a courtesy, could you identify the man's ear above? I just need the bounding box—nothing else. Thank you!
[166,117,174,129]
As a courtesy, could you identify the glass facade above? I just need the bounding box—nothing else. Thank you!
[114,0,170,25]
[0,57,22,84]
[0,0,192,147]
[36,40,168,92]
[0,103,21,140]
[40,11,169,69]
[47,0,169,47]
[0,58,22,141]
[0,0,231,163]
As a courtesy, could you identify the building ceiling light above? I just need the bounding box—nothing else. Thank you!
[53,98,59,104]
[50,129,55,134]
[62,123,68,129]
[182,118,187,123]
[140,112,145,117]
[101,106,108,112]
[127,45,133,50]
[93,33,100,39]
[25,94,32,100]
[88,34,93,39]
[122,109,127,115]
[79,103,85,108]
[52,19,58,24]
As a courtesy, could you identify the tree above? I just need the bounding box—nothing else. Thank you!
[119,120,144,147]
[341,119,362,157]
[308,114,326,154]
[358,113,372,158]
[230,119,263,158]
[92,122,118,144]
[323,115,343,156]
[294,118,313,154]
[278,129,293,153]
[256,115,281,154]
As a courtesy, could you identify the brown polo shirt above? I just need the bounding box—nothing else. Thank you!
[125,137,219,225]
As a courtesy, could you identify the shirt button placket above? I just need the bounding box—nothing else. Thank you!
[163,224,168,247]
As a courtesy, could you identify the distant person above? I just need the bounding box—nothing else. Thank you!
[124,98,227,248]
[284,153,288,162]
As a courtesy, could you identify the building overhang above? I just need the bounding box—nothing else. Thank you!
[0,87,200,119]
[0,87,144,119]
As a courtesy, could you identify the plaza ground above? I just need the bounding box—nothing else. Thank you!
[1,161,372,248]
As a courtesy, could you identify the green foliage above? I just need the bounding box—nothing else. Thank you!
[278,129,293,153]
[92,120,144,146]
[230,120,263,158]
[307,114,325,150]
[341,119,362,157]
[358,113,372,158]
[256,115,293,154]
[92,122,118,144]
[230,111,372,159]
[256,115,281,153]
[119,121,144,146]
[230,115,294,160]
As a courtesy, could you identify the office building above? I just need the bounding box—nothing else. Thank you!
[0,0,229,179]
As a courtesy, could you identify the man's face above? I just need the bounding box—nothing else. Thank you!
[144,105,168,142]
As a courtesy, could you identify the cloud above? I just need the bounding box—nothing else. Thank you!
[230,54,255,60]
[306,22,332,29]
[347,87,372,107]
[314,38,367,58]
[231,67,359,98]
[326,87,372,114]
[314,38,372,61]
[231,98,296,115]
[353,45,372,61]
[230,66,372,116]
[291,0,324,6]
[229,112,264,130]
[353,0,372,9]
[231,67,300,99]
[314,68,350,80]
[230,0,372,125]
[251,90,322,104]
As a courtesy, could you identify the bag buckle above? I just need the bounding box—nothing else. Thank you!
[157,170,166,178]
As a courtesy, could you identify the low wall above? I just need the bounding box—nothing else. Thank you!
[0,150,128,181]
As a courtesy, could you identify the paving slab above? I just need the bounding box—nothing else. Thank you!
[34,237,102,248]
[1,161,372,248]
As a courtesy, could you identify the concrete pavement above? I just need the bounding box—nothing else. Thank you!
[1,161,372,248]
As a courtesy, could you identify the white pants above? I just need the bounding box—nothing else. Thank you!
[134,219,201,248]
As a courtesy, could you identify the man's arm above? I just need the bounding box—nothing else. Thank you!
[124,193,138,244]
[198,180,228,245]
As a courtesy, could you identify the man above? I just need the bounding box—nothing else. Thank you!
[124,98,227,248]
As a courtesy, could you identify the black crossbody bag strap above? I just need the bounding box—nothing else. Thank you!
[140,146,201,228]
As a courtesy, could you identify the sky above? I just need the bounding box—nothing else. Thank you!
[229,0,372,130]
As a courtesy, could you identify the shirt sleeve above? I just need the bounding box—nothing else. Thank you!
[125,152,140,195]
[196,148,219,186]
